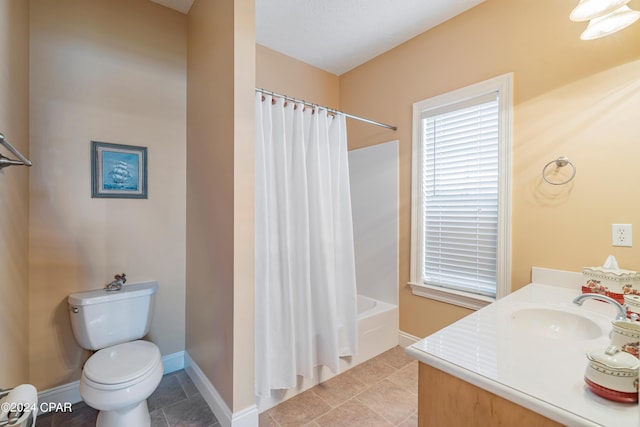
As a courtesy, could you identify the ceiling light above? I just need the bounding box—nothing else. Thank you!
[570,0,631,21]
[580,5,640,40]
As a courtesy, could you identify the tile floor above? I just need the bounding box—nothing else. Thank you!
[35,346,417,427]
[260,346,418,426]
[35,370,219,427]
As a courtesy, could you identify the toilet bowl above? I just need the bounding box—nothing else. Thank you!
[68,281,162,427]
[80,341,163,427]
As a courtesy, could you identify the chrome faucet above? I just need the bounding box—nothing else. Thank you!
[572,293,627,320]
[104,273,126,291]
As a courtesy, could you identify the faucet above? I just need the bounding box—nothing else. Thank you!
[572,293,627,321]
[104,273,126,291]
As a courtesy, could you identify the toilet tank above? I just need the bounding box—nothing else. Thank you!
[68,281,158,350]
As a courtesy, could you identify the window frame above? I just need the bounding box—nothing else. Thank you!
[409,73,513,310]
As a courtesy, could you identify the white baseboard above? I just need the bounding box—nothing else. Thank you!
[183,352,258,427]
[398,330,421,347]
[38,380,82,407]
[38,351,186,407]
[162,350,185,374]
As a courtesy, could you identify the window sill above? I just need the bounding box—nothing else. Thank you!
[408,282,495,311]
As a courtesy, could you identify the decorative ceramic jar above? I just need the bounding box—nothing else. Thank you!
[610,320,640,358]
[624,294,640,319]
[582,266,640,304]
[584,345,639,403]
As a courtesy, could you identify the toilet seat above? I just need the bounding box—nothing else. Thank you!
[84,340,162,389]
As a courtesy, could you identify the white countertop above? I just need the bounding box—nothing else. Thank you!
[406,268,638,427]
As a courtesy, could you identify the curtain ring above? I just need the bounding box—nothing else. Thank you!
[542,156,576,185]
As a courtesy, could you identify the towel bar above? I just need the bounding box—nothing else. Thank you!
[0,133,32,170]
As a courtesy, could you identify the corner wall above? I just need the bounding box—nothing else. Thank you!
[29,0,187,390]
[256,45,339,109]
[339,0,640,338]
[186,0,255,413]
[0,0,30,388]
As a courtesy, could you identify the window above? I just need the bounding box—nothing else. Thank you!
[409,74,512,310]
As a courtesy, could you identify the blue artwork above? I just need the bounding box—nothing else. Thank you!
[92,141,147,199]
[101,151,139,191]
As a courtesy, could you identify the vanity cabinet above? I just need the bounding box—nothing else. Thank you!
[418,363,564,427]
[408,277,638,426]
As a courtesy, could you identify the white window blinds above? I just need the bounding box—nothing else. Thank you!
[421,92,499,297]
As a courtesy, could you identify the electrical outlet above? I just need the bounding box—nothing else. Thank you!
[612,224,632,247]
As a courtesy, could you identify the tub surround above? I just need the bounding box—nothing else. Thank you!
[349,140,399,307]
[406,267,638,426]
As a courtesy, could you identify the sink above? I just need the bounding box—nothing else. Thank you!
[510,307,603,340]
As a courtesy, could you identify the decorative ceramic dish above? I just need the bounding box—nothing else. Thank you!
[584,377,639,403]
[582,266,640,304]
[584,345,639,403]
[624,294,640,318]
[610,320,640,358]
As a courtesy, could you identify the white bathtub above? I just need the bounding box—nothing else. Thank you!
[354,294,398,366]
[358,294,396,319]
[257,294,398,412]
[358,294,377,315]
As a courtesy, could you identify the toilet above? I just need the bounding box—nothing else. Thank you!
[68,281,163,427]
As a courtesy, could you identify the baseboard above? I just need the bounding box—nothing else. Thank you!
[183,352,258,427]
[38,351,186,407]
[398,330,421,347]
[162,350,185,374]
[37,380,82,408]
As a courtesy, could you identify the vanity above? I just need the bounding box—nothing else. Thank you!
[406,267,638,426]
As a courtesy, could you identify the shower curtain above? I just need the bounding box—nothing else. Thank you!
[255,93,358,397]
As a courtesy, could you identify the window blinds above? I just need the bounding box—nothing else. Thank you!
[421,92,499,297]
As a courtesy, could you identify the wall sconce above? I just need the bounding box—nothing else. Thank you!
[570,0,640,39]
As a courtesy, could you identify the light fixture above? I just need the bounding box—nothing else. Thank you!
[580,5,640,40]
[570,0,631,21]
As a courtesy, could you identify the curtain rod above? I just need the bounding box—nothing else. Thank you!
[255,88,397,131]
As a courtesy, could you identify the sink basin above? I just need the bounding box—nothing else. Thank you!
[510,307,603,340]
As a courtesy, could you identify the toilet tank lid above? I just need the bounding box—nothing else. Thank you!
[68,281,158,306]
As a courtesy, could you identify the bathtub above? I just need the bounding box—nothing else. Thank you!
[354,294,398,367]
[257,294,398,412]
[358,294,377,315]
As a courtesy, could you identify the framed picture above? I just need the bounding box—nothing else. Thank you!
[91,141,147,199]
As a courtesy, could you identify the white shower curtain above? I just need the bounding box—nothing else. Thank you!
[255,93,358,397]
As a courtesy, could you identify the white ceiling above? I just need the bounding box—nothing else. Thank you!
[150,0,194,14]
[151,0,485,75]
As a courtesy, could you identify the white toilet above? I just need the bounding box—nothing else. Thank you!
[68,281,163,427]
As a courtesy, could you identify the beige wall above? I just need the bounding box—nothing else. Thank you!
[29,0,187,389]
[256,45,340,109]
[339,0,640,338]
[231,0,256,411]
[0,0,30,388]
[11,0,640,405]
[186,0,255,411]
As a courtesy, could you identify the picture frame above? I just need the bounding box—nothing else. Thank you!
[91,141,147,199]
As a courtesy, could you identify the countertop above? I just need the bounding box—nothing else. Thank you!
[406,268,638,427]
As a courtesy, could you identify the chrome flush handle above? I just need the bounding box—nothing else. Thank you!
[104,273,126,291]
